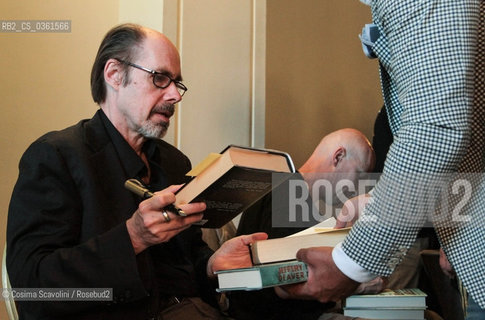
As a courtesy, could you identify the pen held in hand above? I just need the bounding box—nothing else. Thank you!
[124,179,187,216]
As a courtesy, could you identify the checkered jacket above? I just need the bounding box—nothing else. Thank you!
[343,0,485,308]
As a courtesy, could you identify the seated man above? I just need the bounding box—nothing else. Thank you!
[229,128,376,320]
[6,23,264,320]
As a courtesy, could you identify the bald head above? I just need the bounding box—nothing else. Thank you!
[301,128,375,174]
[299,128,375,206]
[138,27,181,67]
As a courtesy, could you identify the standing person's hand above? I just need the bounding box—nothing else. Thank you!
[439,248,455,278]
[275,246,359,302]
[335,193,371,229]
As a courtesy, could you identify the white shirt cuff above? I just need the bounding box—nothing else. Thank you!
[332,242,378,283]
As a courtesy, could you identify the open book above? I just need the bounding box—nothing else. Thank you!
[250,217,350,264]
[175,145,296,228]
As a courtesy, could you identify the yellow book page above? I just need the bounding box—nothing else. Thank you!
[185,153,221,177]
[313,227,351,233]
[286,217,341,237]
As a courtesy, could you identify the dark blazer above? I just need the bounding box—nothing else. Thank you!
[7,110,214,319]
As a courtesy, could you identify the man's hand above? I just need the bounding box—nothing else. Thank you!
[353,276,387,295]
[335,193,371,229]
[439,247,455,278]
[126,184,206,254]
[206,232,268,278]
[275,246,359,303]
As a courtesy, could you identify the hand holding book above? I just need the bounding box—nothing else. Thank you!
[207,232,268,278]
[174,145,296,228]
[335,193,371,229]
[274,246,359,303]
[353,276,388,295]
[215,218,351,292]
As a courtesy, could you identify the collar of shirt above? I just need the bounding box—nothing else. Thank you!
[359,0,371,5]
[98,109,165,189]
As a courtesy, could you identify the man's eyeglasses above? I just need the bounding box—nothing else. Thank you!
[116,59,188,97]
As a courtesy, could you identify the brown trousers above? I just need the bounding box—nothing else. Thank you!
[159,297,229,320]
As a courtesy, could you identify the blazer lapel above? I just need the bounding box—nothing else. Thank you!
[83,111,137,221]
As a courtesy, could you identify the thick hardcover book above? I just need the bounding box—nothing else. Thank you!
[343,307,426,319]
[215,260,307,292]
[344,288,427,309]
[175,145,296,228]
[250,227,350,265]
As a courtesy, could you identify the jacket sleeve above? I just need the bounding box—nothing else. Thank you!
[342,1,481,276]
[7,139,149,316]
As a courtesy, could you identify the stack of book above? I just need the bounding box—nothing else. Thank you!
[215,218,350,291]
[215,260,308,292]
[343,288,428,320]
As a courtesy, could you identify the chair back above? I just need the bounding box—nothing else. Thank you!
[2,246,19,320]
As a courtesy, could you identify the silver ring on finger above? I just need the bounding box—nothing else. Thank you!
[162,210,171,223]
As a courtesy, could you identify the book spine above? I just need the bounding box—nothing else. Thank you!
[259,261,308,287]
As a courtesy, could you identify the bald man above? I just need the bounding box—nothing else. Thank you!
[229,128,375,320]
[299,128,376,208]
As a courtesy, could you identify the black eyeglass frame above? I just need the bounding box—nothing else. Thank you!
[115,59,188,96]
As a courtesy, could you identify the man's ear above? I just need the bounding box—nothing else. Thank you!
[104,58,123,90]
[332,147,346,167]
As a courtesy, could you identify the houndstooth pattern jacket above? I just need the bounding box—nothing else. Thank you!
[343,0,485,308]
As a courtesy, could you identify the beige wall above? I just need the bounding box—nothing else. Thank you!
[176,0,253,161]
[164,0,266,164]
[0,1,120,318]
[266,0,383,167]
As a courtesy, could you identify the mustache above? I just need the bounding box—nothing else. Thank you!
[152,104,175,117]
